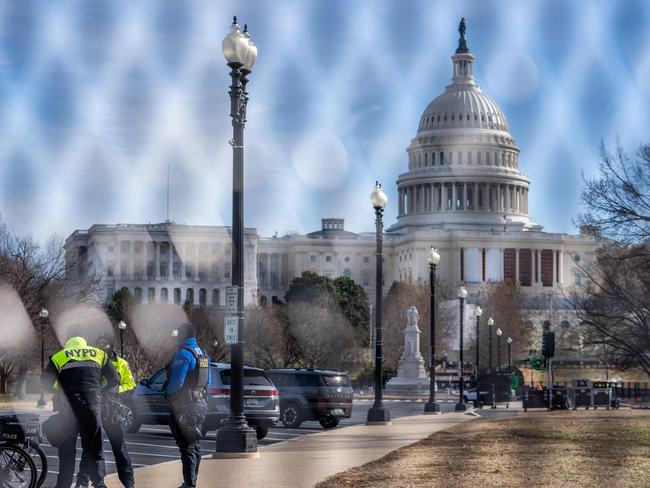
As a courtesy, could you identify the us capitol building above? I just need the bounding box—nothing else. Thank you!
[65,25,599,325]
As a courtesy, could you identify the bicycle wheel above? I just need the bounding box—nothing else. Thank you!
[0,445,37,488]
[22,441,47,488]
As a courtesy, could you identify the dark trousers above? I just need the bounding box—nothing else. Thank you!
[77,412,134,487]
[55,392,106,488]
[169,398,207,488]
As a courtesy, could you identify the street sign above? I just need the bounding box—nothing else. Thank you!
[226,286,239,314]
[224,315,239,345]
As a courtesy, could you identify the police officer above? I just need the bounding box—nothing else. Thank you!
[164,322,210,488]
[75,334,136,488]
[43,331,119,488]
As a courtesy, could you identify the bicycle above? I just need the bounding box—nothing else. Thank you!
[0,413,45,488]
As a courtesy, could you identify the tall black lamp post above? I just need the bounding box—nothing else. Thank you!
[118,320,127,358]
[474,306,482,381]
[496,327,503,372]
[216,17,259,456]
[487,316,495,407]
[455,285,468,412]
[37,308,49,407]
[507,337,512,370]
[366,182,391,425]
[424,246,441,414]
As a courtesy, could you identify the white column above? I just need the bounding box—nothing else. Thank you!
[474,182,479,210]
[452,183,457,210]
[463,183,467,210]
[552,249,557,286]
[530,249,535,284]
[155,242,160,280]
[267,254,271,289]
[536,249,542,285]
[515,248,520,283]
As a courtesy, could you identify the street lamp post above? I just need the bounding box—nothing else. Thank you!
[488,317,495,407]
[118,320,127,358]
[37,308,49,407]
[424,246,441,414]
[216,16,259,456]
[496,328,503,372]
[455,285,468,412]
[366,182,391,425]
[474,306,482,382]
[507,337,512,370]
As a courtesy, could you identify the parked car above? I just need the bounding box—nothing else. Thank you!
[266,368,353,429]
[125,363,279,439]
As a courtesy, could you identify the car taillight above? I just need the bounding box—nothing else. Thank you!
[244,389,279,397]
[208,388,230,396]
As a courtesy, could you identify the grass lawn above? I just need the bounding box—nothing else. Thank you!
[317,409,650,488]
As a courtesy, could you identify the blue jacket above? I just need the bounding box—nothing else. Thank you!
[165,338,210,397]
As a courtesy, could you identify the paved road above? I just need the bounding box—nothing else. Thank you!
[38,399,459,487]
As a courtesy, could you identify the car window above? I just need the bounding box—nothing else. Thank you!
[150,369,167,385]
[268,374,287,387]
[296,374,320,387]
[320,375,351,388]
[220,369,273,386]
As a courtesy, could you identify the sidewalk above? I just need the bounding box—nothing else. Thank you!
[107,412,474,488]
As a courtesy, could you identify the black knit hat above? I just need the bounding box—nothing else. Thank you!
[176,322,196,342]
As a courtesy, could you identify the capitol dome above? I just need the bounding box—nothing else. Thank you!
[390,19,532,233]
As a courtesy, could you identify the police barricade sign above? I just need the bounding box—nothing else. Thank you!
[224,315,239,345]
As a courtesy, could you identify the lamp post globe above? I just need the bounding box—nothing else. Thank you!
[118,320,127,358]
[215,16,259,457]
[424,246,441,414]
[37,308,49,407]
[367,182,391,425]
[455,286,468,412]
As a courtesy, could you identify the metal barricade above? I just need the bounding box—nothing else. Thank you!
[523,387,549,412]
[550,387,570,410]
[571,379,592,409]
[591,380,611,409]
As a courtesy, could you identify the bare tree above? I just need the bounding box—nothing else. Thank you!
[286,298,360,371]
[580,141,650,245]
[576,140,650,379]
[0,223,101,393]
[570,245,650,378]
[470,281,533,370]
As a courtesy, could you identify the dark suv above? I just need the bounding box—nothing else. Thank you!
[266,368,353,429]
[126,363,279,439]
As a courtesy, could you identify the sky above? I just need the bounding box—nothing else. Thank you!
[0,0,649,242]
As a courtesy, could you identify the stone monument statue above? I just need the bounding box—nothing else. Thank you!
[386,306,429,393]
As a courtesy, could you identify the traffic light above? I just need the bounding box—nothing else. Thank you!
[542,331,555,358]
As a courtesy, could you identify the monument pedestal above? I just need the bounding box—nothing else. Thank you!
[385,306,430,395]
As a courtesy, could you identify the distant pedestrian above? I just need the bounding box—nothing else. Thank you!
[75,334,136,488]
[537,382,543,391]
[164,323,210,488]
[42,332,119,488]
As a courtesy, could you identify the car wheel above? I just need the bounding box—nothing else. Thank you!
[318,416,339,429]
[281,403,303,429]
[123,402,141,434]
[254,425,269,440]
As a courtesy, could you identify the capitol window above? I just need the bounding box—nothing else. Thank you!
[310,255,316,263]
[364,256,370,263]
[344,256,350,262]
[326,255,332,262]
[362,274,370,286]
